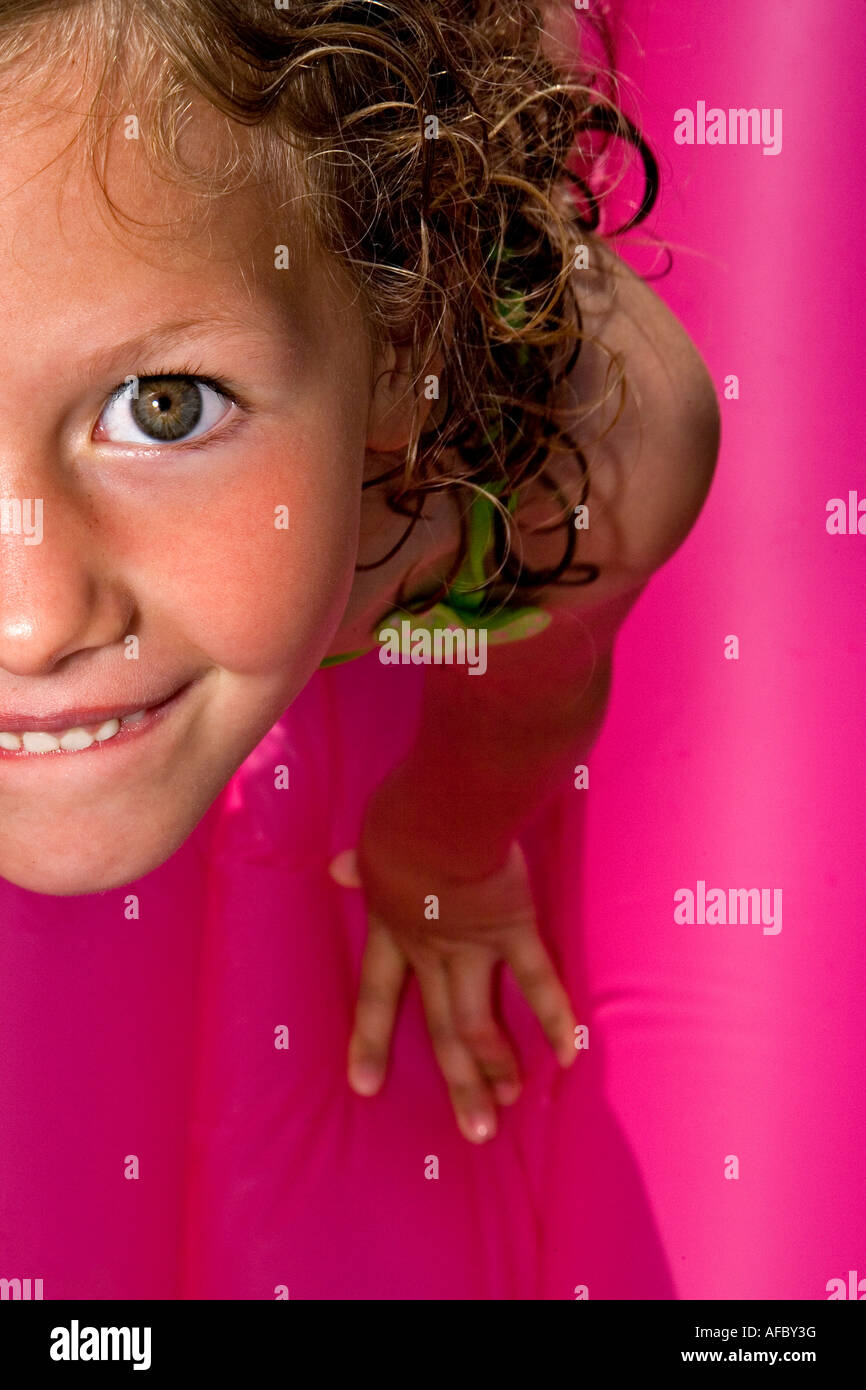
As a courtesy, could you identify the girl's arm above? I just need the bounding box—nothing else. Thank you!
[336,249,722,1143]
[339,584,698,1147]
[383,591,641,880]
[337,589,652,1146]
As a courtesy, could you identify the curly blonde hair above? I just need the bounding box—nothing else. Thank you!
[0,0,659,613]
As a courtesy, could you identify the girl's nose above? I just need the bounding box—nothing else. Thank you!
[0,483,132,676]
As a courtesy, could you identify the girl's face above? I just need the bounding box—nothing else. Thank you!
[0,93,388,896]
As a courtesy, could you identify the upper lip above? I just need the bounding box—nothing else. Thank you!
[0,686,186,733]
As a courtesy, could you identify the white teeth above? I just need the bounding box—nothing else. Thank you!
[60,727,95,752]
[21,731,61,753]
[0,711,137,754]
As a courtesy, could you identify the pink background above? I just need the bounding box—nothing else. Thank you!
[592,0,866,1297]
[0,0,863,1299]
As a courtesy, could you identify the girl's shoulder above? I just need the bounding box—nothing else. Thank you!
[515,237,721,612]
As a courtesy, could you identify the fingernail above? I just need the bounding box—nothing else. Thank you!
[494,1081,521,1105]
[350,1063,382,1095]
[466,1113,496,1143]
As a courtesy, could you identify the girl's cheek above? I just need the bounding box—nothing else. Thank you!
[103,437,362,675]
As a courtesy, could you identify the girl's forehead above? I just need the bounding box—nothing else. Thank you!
[0,98,368,389]
[0,88,271,244]
[0,100,325,340]
[0,70,368,373]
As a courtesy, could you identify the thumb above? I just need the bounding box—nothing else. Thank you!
[328,847,363,888]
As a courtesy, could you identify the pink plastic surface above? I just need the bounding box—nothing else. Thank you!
[0,0,863,1299]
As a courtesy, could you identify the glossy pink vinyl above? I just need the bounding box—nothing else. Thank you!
[0,0,863,1299]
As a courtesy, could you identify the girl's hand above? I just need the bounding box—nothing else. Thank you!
[329,772,577,1145]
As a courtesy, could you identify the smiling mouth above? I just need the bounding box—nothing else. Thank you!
[0,684,191,756]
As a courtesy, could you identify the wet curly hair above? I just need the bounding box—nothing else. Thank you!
[0,0,660,615]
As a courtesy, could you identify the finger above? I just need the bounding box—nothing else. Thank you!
[329,848,363,888]
[506,935,577,1067]
[414,959,498,1144]
[446,952,522,1105]
[347,918,407,1095]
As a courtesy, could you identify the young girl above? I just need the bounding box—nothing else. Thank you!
[0,0,719,1297]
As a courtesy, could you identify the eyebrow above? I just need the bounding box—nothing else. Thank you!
[80,311,284,381]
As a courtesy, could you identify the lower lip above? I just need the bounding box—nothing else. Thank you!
[0,682,194,760]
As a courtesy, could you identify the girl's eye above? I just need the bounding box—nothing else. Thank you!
[95,376,233,446]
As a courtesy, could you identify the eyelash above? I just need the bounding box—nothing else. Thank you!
[101,362,250,446]
[106,362,246,407]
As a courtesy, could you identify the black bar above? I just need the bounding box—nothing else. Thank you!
[0,1298,861,1374]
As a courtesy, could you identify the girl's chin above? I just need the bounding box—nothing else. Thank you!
[0,821,199,897]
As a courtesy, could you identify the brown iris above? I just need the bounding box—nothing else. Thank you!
[131,377,203,441]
